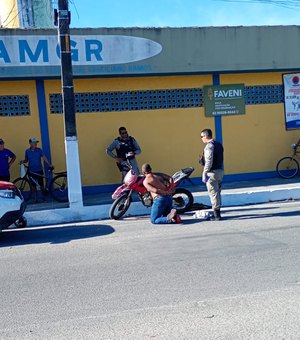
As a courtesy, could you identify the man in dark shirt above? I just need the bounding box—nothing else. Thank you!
[0,138,16,181]
[106,127,141,179]
[200,129,224,221]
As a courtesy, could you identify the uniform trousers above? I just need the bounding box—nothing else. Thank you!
[206,169,224,210]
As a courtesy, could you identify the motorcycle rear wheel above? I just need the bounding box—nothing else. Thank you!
[172,188,194,213]
[109,193,132,220]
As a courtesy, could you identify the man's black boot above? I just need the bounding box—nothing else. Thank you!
[210,209,221,221]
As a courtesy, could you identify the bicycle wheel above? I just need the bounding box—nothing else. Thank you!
[276,157,299,179]
[13,177,32,201]
[50,174,68,202]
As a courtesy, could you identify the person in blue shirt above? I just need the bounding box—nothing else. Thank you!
[0,138,16,182]
[21,137,53,203]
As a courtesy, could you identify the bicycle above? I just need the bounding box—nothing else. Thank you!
[13,165,68,202]
[276,144,300,179]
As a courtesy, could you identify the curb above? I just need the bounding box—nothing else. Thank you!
[24,185,300,227]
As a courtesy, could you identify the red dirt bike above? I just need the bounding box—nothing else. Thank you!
[109,166,194,220]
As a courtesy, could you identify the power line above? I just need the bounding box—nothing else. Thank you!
[213,0,300,10]
[69,0,80,22]
[3,4,27,28]
[1,1,16,26]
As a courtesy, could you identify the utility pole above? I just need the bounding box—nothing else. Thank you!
[56,0,83,208]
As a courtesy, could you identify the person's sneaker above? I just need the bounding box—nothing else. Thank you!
[173,214,182,224]
[167,209,177,222]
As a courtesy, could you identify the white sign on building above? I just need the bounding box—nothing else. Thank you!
[283,73,300,130]
[0,35,162,66]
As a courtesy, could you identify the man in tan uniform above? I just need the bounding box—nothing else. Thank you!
[200,129,224,221]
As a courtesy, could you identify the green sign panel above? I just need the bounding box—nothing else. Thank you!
[203,84,245,117]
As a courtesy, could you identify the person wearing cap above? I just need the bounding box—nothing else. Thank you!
[0,139,16,182]
[21,138,53,203]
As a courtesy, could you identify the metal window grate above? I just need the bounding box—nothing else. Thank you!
[0,95,30,116]
[49,88,203,114]
[245,85,283,105]
[49,93,63,114]
[49,85,284,114]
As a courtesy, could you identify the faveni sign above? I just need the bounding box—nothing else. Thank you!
[203,84,245,117]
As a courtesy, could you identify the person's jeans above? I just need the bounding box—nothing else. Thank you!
[150,195,173,224]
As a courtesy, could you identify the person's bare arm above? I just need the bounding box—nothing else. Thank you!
[20,153,28,164]
[9,155,16,167]
[155,172,174,186]
[143,177,174,195]
[42,155,53,168]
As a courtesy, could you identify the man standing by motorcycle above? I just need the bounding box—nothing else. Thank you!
[142,163,181,224]
[106,127,141,179]
[200,128,224,221]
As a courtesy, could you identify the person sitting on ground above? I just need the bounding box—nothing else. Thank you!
[142,163,181,224]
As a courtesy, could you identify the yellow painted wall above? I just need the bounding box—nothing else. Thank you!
[220,72,299,175]
[0,80,41,180]
[1,72,298,187]
[44,75,212,185]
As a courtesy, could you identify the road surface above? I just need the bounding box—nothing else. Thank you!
[1,201,300,339]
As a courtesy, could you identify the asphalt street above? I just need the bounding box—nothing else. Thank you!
[0,201,300,339]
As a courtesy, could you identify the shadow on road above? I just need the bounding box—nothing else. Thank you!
[0,224,115,247]
[182,206,300,224]
[226,209,300,221]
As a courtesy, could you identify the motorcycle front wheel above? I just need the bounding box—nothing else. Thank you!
[172,188,194,214]
[109,193,132,220]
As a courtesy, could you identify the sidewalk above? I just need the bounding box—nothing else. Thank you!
[24,176,300,227]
